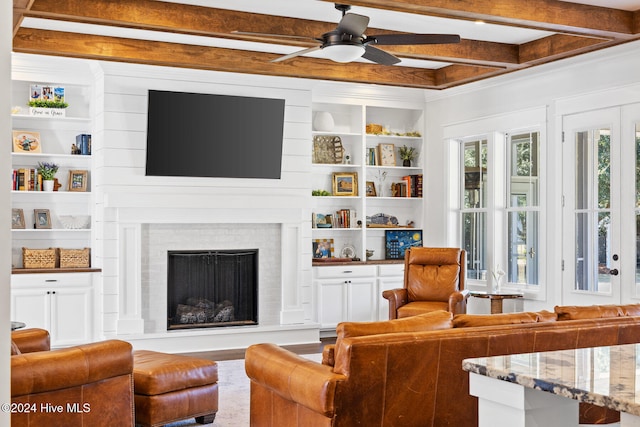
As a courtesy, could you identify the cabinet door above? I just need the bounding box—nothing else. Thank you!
[347,278,376,322]
[11,288,50,331]
[50,287,93,347]
[317,279,347,329]
[377,277,404,320]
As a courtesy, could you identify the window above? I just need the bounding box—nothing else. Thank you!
[459,130,541,289]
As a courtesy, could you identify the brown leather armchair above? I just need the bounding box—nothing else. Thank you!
[11,328,135,427]
[382,247,468,319]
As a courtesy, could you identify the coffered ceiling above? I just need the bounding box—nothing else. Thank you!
[11,0,640,89]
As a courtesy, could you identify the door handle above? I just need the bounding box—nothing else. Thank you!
[609,269,619,276]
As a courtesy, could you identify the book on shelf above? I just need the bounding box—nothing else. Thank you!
[12,168,44,191]
[391,174,423,198]
[312,209,356,228]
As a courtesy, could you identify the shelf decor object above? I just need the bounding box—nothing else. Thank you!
[313,111,335,131]
[12,130,42,153]
[34,209,52,229]
[22,247,57,269]
[365,181,377,197]
[11,209,25,229]
[58,215,91,229]
[332,172,358,196]
[313,239,334,259]
[28,84,67,117]
[59,248,90,268]
[37,161,59,192]
[378,143,396,166]
[385,229,423,260]
[68,170,88,192]
[313,135,344,164]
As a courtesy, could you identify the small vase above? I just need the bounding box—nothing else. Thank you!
[313,111,335,132]
[43,180,54,192]
[403,159,411,167]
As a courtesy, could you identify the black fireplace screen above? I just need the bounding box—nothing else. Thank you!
[167,249,258,330]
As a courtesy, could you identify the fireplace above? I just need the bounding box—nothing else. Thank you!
[166,249,258,330]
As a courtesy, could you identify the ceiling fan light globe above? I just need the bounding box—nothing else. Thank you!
[323,44,365,63]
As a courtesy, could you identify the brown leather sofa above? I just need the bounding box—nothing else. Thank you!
[245,304,640,427]
[11,328,135,427]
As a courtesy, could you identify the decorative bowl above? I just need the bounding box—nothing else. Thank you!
[58,215,90,229]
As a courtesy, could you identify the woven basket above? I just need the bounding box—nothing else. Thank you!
[59,248,90,268]
[366,123,383,134]
[23,248,57,269]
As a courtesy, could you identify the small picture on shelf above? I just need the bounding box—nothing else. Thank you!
[365,181,377,197]
[12,131,42,153]
[41,86,54,101]
[53,86,65,103]
[34,209,52,229]
[11,208,25,229]
[69,170,88,192]
[378,143,396,166]
[313,239,334,259]
[314,213,332,228]
[332,172,358,196]
[29,84,41,101]
[385,229,423,260]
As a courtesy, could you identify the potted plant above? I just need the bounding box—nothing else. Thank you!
[37,162,59,191]
[399,145,417,167]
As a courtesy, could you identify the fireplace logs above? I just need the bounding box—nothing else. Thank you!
[175,298,235,324]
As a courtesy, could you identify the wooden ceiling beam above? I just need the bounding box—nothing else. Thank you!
[519,34,615,64]
[13,28,443,89]
[13,0,35,37]
[22,0,521,68]
[434,65,503,88]
[334,0,636,39]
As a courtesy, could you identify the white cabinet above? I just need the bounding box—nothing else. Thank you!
[377,263,405,320]
[311,103,424,263]
[315,265,377,329]
[11,273,96,347]
[314,263,404,329]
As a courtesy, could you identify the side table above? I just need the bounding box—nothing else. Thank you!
[469,292,523,314]
[11,321,26,331]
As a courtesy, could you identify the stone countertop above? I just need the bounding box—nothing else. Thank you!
[463,343,640,416]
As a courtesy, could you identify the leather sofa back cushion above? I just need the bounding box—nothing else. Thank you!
[555,304,640,320]
[452,310,556,328]
[337,310,453,339]
[11,341,20,355]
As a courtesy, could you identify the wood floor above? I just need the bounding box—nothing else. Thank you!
[180,337,336,361]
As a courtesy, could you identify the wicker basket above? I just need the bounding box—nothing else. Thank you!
[23,248,57,269]
[59,248,90,268]
[366,123,383,134]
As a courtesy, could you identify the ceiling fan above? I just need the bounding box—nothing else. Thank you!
[236,4,460,65]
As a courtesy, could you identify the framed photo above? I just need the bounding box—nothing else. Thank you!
[11,208,25,229]
[69,170,88,192]
[366,181,377,197]
[378,143,396,166]
[385,229,423,259]
[34,209,52,229]
[12,131,42,153]
[30,84,42,101]
[312,239,334,259]
[332,172,358,196]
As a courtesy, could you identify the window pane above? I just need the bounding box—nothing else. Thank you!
[509,132,538,207]
[597,130,611,209]
[575,130,589,210]
[462,212,487,280]
[575,211,611,293]
[463,140,487,209]
[507,211,538,285]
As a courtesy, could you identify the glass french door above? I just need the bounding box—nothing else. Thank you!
[562,108,622,305]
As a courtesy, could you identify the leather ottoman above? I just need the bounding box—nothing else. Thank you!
[133,350,218,427]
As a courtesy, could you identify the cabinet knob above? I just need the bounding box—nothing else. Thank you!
[45,279,57,282]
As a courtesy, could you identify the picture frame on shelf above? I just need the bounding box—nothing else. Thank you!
[34,209,52,229]
[332,172,358,196]
[385,229,423,259]
[365,181,377,197]
[313,238,334,259]
[69,170,88,192]
[378,143,396,166]
[11,208,25,229]
[12,131,42,153]
[314,213,333,228]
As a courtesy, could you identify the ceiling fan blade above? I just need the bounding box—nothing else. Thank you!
[271,46,322,63]
[336,13,369,37]
[362,45,401,66]
[366,33,461,45]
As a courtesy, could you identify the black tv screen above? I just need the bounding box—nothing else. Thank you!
[146,90,285,179]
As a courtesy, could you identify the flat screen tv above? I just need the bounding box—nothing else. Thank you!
[146,90,285,179]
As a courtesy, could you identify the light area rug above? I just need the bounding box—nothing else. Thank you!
[165,353,322,427]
